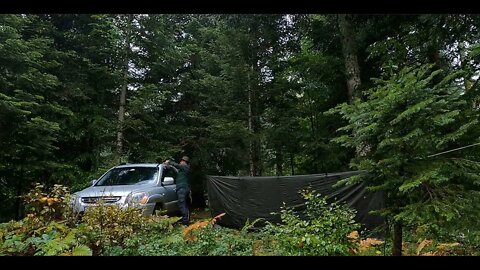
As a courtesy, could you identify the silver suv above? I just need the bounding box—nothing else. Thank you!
[71,163,178,216]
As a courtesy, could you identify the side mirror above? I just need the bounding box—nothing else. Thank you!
[163,177,174,185]
[91,179,97,186]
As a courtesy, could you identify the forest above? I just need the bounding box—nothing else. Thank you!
[1,14,480,256]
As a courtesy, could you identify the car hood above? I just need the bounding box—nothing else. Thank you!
[75,184,153,198]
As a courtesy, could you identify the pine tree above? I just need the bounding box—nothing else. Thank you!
[0,15,65,220]
[331,63,480,255]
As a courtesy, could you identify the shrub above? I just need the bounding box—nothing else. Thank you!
[80,203,145,252]
[101,215,182,256]
[0,183,91,256]
[23,183,78,224]
[263,189,359,256]
[105,213,256,256]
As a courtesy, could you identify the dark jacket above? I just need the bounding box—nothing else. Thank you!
[169,161,190,190]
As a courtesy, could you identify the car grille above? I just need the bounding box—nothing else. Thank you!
[81,196,121,204]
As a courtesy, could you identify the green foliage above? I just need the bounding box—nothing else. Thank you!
[331,63,480,234]
[108,220,258,256]
[0,218,93,256]
[107,228,182,256]
[78,203,180,255]
[188,226,254,256]
[0,183,90,256]
[2,184,477,256]
[72,245,93,256]
[80,203,146,250]
[0,14,68,221]
[263,189,359,255]
[23,183,77,224]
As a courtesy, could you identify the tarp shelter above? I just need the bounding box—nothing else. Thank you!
[206,171,385,231]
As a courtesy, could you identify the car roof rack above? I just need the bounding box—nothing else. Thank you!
[119,162,129,165]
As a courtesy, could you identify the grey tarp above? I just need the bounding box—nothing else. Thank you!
[206,171,384,230]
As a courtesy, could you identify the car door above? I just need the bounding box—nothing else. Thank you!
[159,166,178,211]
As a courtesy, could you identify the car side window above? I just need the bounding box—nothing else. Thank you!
[161,166,177,183]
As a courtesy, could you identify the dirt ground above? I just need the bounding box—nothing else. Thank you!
[190,208,212,221]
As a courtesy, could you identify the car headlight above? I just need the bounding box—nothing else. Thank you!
[125,192,149,206]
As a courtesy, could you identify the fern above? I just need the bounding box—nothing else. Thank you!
[72,245,92,256]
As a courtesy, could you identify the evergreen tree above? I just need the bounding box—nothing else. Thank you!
[331,63,480,255]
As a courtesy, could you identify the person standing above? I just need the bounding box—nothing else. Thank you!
[165,156,191,225]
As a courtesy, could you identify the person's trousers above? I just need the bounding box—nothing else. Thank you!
[176,187,190,225]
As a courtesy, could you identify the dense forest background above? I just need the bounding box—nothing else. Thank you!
[1,14,480,229]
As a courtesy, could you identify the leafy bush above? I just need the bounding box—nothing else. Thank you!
[23,183,78,224]
[103,193,361,256]
[111,227,185,256]
[185,225,254,256]
[263,189,359,255]
[0,183,91,256]
[80,203,146,253]
[404,225,480,256]
[101,214,184,256]
[105,213,256,256]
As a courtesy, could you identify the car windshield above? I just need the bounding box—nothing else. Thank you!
[95,167,158,186]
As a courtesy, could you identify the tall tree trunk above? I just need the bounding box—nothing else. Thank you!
[309,114,315,139]
[308,114,319,172]
[427,43,443,84]
[290,152,295,175]
[427,42,446,88]
[15,172,23,220]
[339,14,367,157]
[392,222,403,256]
[116,14,132,161]
[458,41,472,91]
[248,68,261,176]
[275,148,283,176]
[338,14,361,103]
